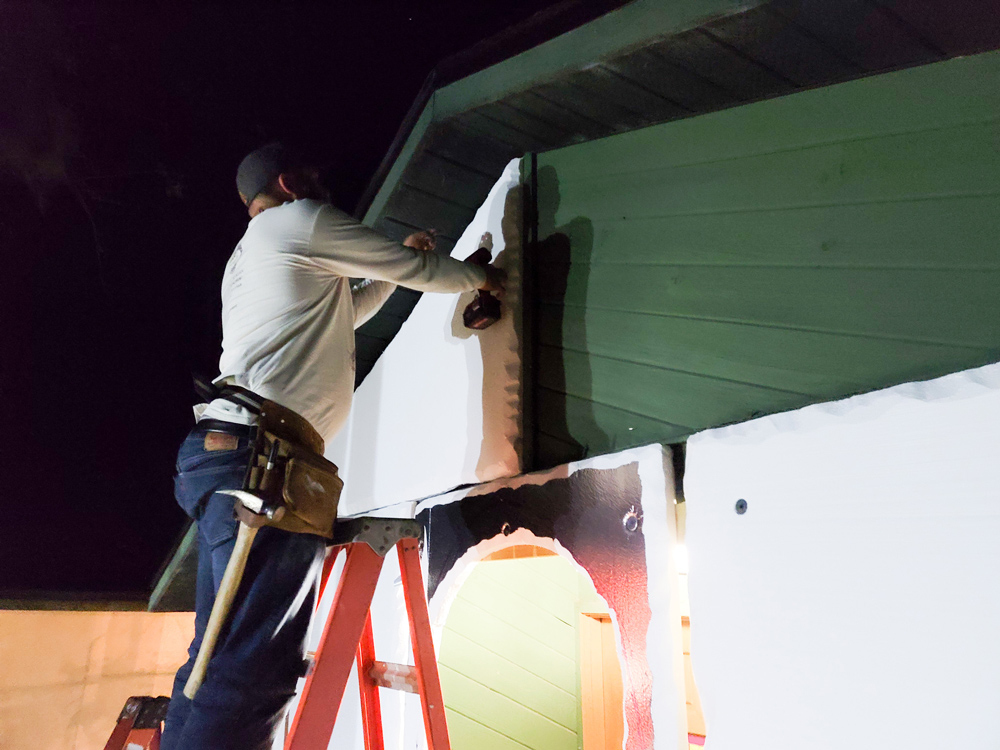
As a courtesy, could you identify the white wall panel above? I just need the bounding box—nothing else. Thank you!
[329,159,523,516]
[685,362,1000,749]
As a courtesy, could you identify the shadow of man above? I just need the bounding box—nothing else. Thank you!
[532,163,607,468]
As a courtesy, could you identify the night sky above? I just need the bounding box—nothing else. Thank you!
[0,1,568,597]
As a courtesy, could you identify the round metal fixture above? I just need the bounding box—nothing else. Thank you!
[735,499,748,515]
[622,506,642,534]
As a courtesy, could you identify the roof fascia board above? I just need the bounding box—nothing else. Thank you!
[362,96,436,227]
[434,0,768,119]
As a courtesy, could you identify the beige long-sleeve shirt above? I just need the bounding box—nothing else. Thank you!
[201,199,485,443]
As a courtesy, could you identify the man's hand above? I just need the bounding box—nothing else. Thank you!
[404,229,437,252]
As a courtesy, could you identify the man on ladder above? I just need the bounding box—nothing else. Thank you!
[159,143,506,750]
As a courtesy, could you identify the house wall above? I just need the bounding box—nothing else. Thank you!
[533,50,1000,466]
[683,361,1000,748]
[0,610,192,750]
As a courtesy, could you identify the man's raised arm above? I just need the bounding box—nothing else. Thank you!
[308,205,504,294]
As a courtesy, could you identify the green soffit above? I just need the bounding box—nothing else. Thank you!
[362,0,766,226]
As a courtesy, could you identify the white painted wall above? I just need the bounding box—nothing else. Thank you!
[328,159,524,517]
[685,362,1000,749]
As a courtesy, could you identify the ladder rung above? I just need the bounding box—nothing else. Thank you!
[369,661,419,693]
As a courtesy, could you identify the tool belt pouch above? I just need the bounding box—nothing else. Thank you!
[236,399,343,539]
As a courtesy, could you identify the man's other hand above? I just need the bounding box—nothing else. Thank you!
[404,229,437,252]
[480,264,507,294]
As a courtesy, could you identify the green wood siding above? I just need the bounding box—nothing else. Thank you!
[439,556,593,750]
[533,51,1000,466]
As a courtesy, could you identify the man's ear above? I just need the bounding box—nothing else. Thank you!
[276,173,299,200]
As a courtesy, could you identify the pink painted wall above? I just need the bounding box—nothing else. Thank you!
[0,610,192,749]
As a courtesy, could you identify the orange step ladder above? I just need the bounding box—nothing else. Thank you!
[103,696,169,750]
[105,517,450,750]
[286,516,450,750]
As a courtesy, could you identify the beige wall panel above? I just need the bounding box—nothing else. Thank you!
[0,610,193,750]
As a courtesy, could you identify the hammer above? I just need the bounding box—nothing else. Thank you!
[182,521,258,699]
[183,441,284,700]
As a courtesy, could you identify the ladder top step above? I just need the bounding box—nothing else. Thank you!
[332,517,422,555]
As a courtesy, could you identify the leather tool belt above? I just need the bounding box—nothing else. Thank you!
[195,377,343,539]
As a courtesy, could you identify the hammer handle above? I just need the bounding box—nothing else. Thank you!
[183,521,259,699]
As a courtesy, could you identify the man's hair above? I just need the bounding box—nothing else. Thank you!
[256,166,330,204]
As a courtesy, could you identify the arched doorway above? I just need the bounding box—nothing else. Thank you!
[437,544,624,750]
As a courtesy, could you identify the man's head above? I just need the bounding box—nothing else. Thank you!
[236,142,329,218]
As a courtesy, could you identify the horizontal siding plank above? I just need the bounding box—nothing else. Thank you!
[545,121,1000,222]
[538,346,811,431]
[601,47,740,113]
[371,214,411,242]
[537,51,1000,180]
[440,629,579,730]
[440,666,579,750]
[525,556,587,592]
[538,304,997,397]
[504,89,612,143]
[654,28,795,103]
[456,577,578,659]
[445,597,578,693]
[383,185,476,241]
[531,78,644,137]
[402,151,498,210]
[537,264,1000,346]
[536,431,588,467]
[768,0,941,73]
[444,711,534,750]
[451,109,550,153]
[877,0,1000,56]
[476,560,579,626]
[373,216,459,251]
[567,66,692,124]
[536,388,693,454]
[542,196,1000,269]
[423,121,517,178]
[700,6,864,87]
[476,100,573,148]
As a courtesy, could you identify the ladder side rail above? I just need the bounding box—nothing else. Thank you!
[124,728,161,750]
[398,539,452,750]
[356,611,386,750]
[103,713,138,750]
[285,542,385,750]
[104,697,167,750]
[317,545,343,606]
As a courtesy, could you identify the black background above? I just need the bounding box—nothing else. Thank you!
[0,1,566,597]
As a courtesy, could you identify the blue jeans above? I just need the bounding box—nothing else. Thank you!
[162,420,326,750]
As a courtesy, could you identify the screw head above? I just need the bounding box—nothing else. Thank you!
[735,499,748,515]
[622,509,641,534]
